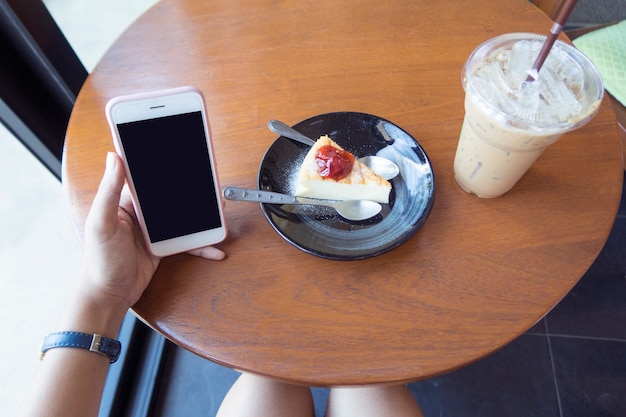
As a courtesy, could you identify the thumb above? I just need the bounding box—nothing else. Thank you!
[86,152,125,236]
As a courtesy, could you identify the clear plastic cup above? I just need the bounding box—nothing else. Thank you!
[453,33,604,198]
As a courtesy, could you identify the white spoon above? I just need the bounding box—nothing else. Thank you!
[267,120,400,180]
[223,186,382,221]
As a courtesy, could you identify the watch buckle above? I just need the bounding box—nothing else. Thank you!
[89,334,106,356]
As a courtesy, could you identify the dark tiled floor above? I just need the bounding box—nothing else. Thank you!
[152,173,625,417]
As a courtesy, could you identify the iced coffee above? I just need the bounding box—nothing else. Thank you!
[454,33,604,198]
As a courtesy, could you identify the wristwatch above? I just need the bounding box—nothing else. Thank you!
[40,331,121,363]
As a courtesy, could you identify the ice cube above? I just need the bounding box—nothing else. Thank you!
[516,80,542,121]
[508,40,540,87]
[538,64,581,122]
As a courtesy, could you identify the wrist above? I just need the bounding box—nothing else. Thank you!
[58,284,129,340]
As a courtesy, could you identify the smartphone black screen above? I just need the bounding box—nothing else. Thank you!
[117,111,222,243]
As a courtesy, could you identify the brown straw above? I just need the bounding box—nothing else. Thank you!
[525,0,578,82]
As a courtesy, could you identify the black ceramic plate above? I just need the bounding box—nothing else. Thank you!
[258,112,435,260]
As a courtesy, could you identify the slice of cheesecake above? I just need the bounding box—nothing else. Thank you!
[295,135,391,203]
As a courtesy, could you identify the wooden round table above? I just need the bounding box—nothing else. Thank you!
[63,0,624,386]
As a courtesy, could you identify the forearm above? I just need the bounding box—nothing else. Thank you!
[20,283,129,417]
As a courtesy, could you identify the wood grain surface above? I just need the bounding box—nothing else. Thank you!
[62,0,624,386]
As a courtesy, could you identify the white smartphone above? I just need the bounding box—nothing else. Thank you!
[105,86,227,257]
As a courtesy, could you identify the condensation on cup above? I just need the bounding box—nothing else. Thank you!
[454,33,604,198]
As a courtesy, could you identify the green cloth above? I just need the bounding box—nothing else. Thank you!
[573,20,626,107]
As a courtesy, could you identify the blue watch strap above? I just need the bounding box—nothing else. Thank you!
[40,331,121,363]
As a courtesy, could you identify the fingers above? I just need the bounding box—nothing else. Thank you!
[86,153,126,235]
[187,246,226,260]
[119,185,136,217]
[100,152,125,198]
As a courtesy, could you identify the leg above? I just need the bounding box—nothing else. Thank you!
[326,384,423,417]
[216,373,315,417]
